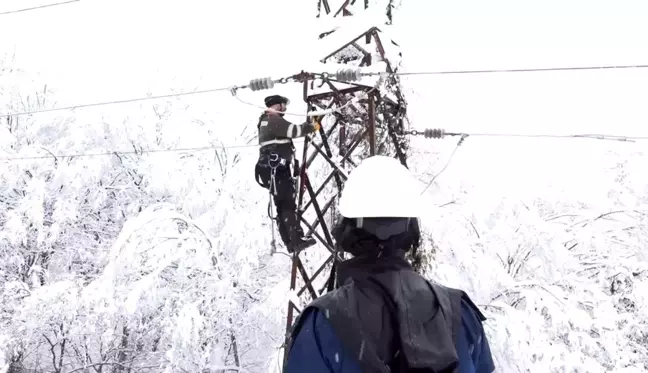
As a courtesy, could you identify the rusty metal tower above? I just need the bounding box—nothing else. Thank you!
[282,0,409,364]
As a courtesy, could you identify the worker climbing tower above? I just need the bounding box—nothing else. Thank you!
[282,0,409,364]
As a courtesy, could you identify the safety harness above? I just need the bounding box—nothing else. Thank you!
[255,152,289,253]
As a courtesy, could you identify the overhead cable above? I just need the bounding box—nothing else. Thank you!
[0,143,259,162]
[2,129,645,163]
[1,75,302,118]
[5,64,648,118]
[371,64,648,77]
[412,129,648,194]
[405,129,648,142]
[0,0,79,15]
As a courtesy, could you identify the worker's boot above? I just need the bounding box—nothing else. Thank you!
[288,236,316,253]
[286,218,316,253]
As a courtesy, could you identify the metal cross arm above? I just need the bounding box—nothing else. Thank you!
[300,132,363,216]
[296,254,335,298]
[299,174,336,252]
[303,195,337,238]
[294,256,318,299]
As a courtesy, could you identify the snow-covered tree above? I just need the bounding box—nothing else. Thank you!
[2,3,648,372]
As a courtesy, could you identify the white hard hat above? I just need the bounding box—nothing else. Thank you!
[338,155,421,218]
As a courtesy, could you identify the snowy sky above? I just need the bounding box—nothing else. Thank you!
[1,0,646,132]
[397,0,648,138]
[1,0,647,201]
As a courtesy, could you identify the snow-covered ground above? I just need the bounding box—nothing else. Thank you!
[1,0,648,372]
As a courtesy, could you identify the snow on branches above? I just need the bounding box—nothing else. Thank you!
[2,45,648,373]
[0,62,284,372]
[415,141,648,372]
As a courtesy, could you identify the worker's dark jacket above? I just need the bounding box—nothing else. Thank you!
[286,255,494,373]
[257,111,315,162]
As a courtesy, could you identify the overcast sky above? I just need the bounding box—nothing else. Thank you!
[1,0,647,199]
[396,0,648,138]
[2,0,646,135]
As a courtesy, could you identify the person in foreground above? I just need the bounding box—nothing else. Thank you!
[284,155,495,373]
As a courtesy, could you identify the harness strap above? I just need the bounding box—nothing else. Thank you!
[267,153,288,196]
[260,138,292,147]
[255,168,266,188]
[270,167,278,196]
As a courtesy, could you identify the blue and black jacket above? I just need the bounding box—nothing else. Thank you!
[285,255,495,373]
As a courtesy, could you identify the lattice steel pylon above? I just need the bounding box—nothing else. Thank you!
[282,0,409,366]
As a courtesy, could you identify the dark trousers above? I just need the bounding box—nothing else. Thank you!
[255,153,304,246]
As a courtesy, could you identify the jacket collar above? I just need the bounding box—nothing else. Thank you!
[337,252,413,286]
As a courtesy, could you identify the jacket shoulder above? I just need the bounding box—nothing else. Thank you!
[285,308,363,373]
[289,286,392,373]
[430,282,487,321]
[456,296,495,373]
[287,288,350,349]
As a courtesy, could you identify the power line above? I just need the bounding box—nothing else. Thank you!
[413,130,648,194]
[420,135,467,195]
[0,75,296,117]
[2,129,646,163]
[406,129,648,142]
[1,86,234,118]
[232,85,380,117]
[3,64,648,118]
[0,143,259,162]
[1,75,315,118]
[387,64,648,77]
[471,132,648,141]
[0,0,79,15]
[2,77,376,119]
